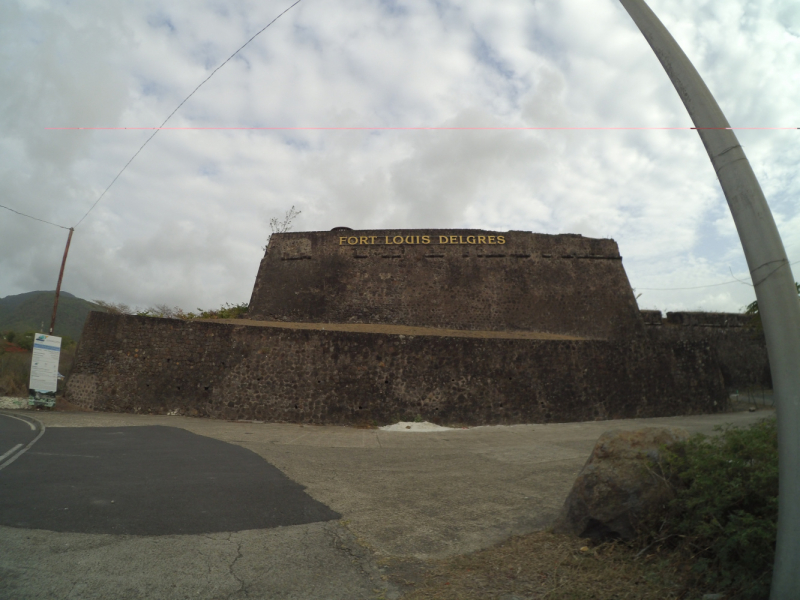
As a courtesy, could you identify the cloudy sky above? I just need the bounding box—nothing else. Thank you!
[1,0,798,315]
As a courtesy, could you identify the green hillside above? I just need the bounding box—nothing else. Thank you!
[0,291,106,341]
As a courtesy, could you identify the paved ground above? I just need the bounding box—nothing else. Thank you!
[0,407,775,599]
[0,425,339,535]
[0,412,39,468]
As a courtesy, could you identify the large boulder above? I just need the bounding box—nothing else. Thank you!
[552,427,689,541]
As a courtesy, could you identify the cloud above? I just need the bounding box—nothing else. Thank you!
[1,0,797,316]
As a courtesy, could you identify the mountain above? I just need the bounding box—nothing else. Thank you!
[0,291,107,341]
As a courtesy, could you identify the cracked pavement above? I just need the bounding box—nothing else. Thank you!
[0,408,772,599]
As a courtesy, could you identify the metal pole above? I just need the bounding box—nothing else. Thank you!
[616,1,800,596]
[49,227,74,336]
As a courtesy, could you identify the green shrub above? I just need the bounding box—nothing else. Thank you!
[654,418,778,599]
[196,302,249,320]
[15,331,35,351]
[136,302,249,321]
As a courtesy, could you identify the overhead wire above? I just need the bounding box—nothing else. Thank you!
[0,204,70,230]
[636,259,800,291]
[1,0,306,232]
[71,0,306,228]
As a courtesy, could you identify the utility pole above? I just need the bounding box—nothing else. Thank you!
[49,227,74,336]
[616,1,800,597]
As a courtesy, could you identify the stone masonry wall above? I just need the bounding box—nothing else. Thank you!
[66,312,728,426]
[642,311,770,389]
[247,230,645,341]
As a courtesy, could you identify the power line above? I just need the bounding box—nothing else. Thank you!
[637,280,749,291]
[637,259,800,291]
[0,204,70,230]
[73,0,305,228]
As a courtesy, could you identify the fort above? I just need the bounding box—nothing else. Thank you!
[65,229,769,425]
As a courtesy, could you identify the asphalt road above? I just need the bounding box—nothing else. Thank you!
[0,413,40,470]
[0,425,339,535]
[0,408,775,599]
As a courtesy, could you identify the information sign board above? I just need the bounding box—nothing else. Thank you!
[29,333,61,393]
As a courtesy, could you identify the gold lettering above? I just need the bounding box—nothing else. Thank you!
[458,236,465,244]
[422,236,430,244]
[478,235,486,244]
[369,236,377,244]
[385,236,392,244]
[450,236,457,244]
[467,236,476,244]
[439,236,449,244]
[405,236,414,244]
[347,237,358,245]
[488,236,496,244]
[339,237,347,245]
[497,235,506,245]
[415,236,420,244]
[359,236,368,245]
[393,236,404,245]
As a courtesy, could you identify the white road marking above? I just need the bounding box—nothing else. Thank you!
[0,444,23,463]
[28,453,98,458]
[0,413,46,471]
[1,412,35,430]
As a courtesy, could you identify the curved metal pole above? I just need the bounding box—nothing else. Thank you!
[617,1,800,596]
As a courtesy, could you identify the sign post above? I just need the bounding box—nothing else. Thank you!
[29,333,61,407]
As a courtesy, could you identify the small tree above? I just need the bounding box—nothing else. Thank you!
[744,282,800,330]
[16,331,35,351]
[93,300,134,315]
[262,205,301,252]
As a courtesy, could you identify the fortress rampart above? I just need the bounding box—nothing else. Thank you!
[67,312,726,425]
[643,310,770,389]
[66,229,767,424]
[248,230,645,340]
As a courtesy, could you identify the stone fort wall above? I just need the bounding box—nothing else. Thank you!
[642,310,770,389]
[65,228,768,424]
[248,230,645,341]
[66,312,727,425]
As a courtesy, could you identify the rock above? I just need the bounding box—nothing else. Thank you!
[552,427,689,541]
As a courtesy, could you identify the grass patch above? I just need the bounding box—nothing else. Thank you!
[391,531,691,599]
[390,418,778,600]
[0,350,32,397]
[0,338,77,397]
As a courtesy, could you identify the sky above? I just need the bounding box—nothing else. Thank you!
[1,0,798,315]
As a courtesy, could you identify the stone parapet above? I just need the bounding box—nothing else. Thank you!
[665,311,753,328]
[67,312,728,426]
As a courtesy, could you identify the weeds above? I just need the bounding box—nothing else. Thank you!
[135,302,249,320]
[0,351,31,396]
[645,418,778,599]
[396,418,779,600]
[0,338,77,397]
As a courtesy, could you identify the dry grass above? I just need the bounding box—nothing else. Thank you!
[0,350,32,397]
[386,530,703,600]
[0,344,77,398]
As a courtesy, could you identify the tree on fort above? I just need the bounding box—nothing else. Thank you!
[262,205,301,252]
